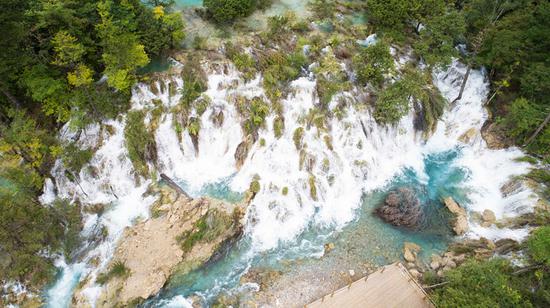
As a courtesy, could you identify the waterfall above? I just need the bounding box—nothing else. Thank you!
[43,59,536,306]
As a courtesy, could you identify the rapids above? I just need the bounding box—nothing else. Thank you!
[43,59,536,307]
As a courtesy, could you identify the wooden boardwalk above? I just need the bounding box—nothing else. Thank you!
[306,263,434,308]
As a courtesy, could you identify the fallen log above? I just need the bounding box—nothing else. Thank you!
[160,173,191,199]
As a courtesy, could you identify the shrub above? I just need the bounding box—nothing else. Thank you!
[432,259,528,307]
[204,0,256,24]
[62,142,93,174]
[353,40,394,87]
[282,186,288,195]
[373,79,411,124]
[527,226,550,266]
[96,261,130,285]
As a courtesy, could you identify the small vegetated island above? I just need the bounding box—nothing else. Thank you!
[0,0,549,307]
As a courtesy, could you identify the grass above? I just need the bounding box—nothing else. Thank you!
[96,261,130,285]
[176,209,234,254]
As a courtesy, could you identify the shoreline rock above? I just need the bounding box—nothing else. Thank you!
[442,197,468,235]
[73,186,252,307]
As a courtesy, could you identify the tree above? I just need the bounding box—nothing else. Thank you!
[97,0,150,91]
[204,0,256,24]
[414,9,466,67]
[432,259,530,307]
[353,40,394,87]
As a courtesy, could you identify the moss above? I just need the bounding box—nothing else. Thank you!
[125,110,157,177]
[176,209,234,254]
[96,261,130,285]
[323,135,333,151]
[249,175,260,194]
[259,138,266,147]
[282,186,288,195]
[195,95,211,116]
[322,158,330,172]
[273,116,285,138]
[293,127,304,150]
[187,117,201,137]
[309,175,318,201]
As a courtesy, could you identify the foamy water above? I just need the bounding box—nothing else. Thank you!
[42,58,537,306]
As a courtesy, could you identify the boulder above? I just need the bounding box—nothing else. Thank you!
[375,188,423,229]
[234,135,253,170]
[74,186,251,307]
[443,197,468,235]
[481,209,496,227]
[458,128,477,144]
[403,242,421,263]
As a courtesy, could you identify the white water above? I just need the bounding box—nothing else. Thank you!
[43,57,537,306]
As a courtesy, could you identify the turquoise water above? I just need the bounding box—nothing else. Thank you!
[177,176,245,204]
[138,56,172,74]
[142,148,466,307]
[174,0,203,8]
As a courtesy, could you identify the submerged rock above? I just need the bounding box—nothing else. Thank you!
[443,197,468,235]
[74,186,251,307]
[375,188,423,229]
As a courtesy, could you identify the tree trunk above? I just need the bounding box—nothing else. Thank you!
[524,112,550,147]
[160,173,191,199]
[451,66,471,107]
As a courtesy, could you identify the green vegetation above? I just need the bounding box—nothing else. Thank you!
[259,50,308,105]
[0,0,183,288]
[308,175,318,201]
[204,0,270,24]
[249,176,261,194]
[124,110,157,177]
[273,116,285,138]
[353,40,394,87]
[293,127,305,150]
[176,209,234,253]
[281,186,288,196]
[96,261,130,285]
[431,259,528,307]
[236,96,271,135]
[431,225,550,307]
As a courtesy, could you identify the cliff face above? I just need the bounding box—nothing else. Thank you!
[74,185,251,307]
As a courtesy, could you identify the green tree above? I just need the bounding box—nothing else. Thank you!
[204,0,256,24]
[414,9,466,67]
[353,40,394,87]
[97,0,150,92]
[432,259,530,307]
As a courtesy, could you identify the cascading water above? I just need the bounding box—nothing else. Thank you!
[43,57,537,307]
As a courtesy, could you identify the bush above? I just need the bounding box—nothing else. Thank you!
[373,79,411,124]
[432,259,528,307]
[62,142,93,174]
[204,0,255,24]
[353,40,394,87]
[527,226,550,266]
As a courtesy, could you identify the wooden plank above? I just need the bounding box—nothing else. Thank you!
[307,263,433,308]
